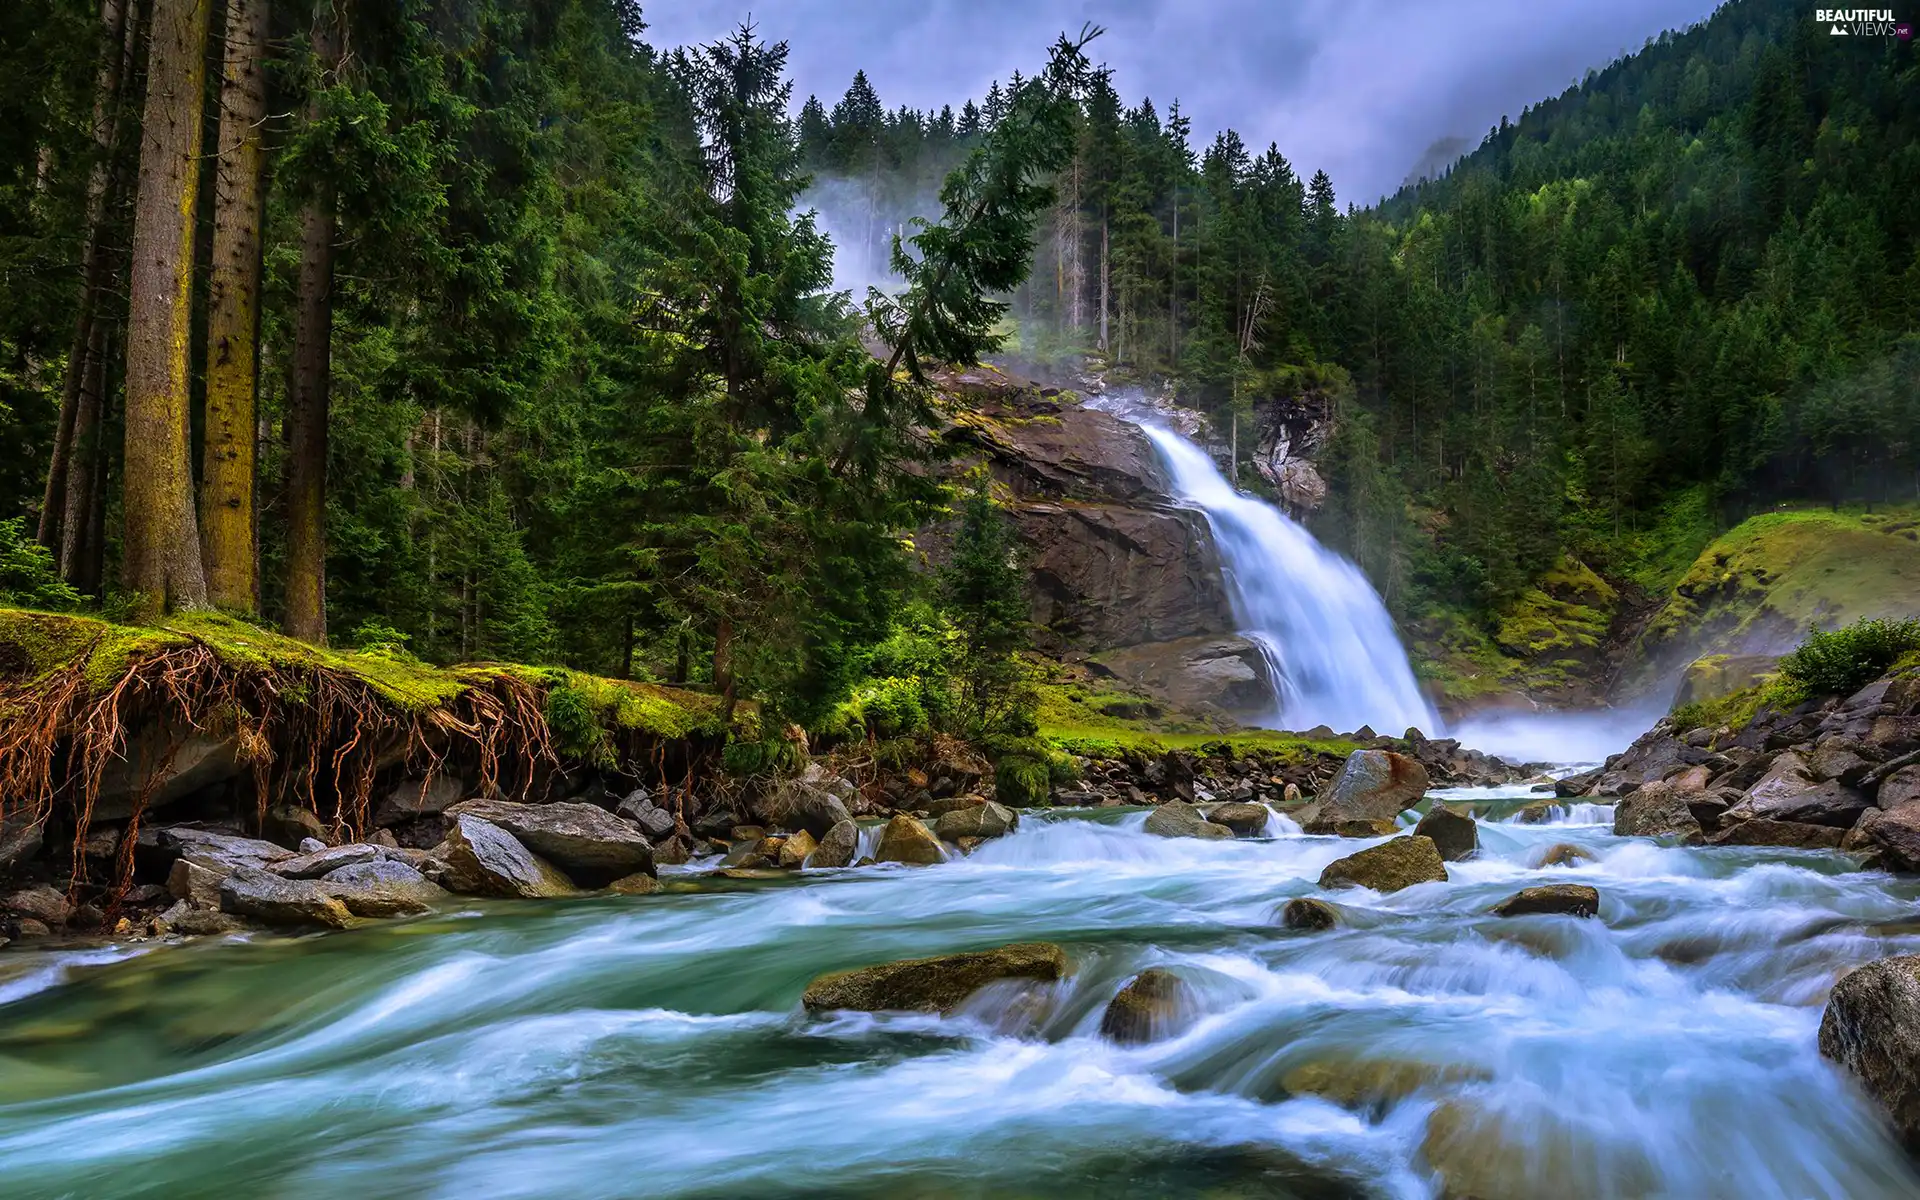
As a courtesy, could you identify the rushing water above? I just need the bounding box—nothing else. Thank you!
[1132,423,1438,737]
[2,798,1916,1199]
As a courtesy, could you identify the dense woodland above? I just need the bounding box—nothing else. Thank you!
[1,0,1916,732]
[0,0,1092,736]
[793,0,1919,618]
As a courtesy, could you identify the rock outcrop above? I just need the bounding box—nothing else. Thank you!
[1089,636,1276,718]
[800,942,1068,1014]
[1589,670,1920,865]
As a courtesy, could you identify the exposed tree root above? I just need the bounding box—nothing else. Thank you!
[0,632,565,904]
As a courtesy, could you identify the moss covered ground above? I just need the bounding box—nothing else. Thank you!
[1629,505,1920,685]
[0,607,723,740]
[1031,659,1358,762]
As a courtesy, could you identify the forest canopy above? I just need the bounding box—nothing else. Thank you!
[0,0,1915,732]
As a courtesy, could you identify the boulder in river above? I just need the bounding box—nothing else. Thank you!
[219,866,355,928]
[874,814,945,865]
[320,859,448,917]
[1819,955,1920,1151]
[1319,749,1429,822]
[934,800,1017,841]
[448,799,653,886]
[1099,967,1192,1044]
[1317,835,1448,893]
[1143,801,1232,840]
[1281,897,1338,931]
[1301,810,1400,838]
[439,814,579,899]
[1413,804,1478,861]
[809,819,860,868]
[1611,782,1703,843]
[801,942,1068,1014]
[1203,802,1272,837]
[1491,883,1599,918]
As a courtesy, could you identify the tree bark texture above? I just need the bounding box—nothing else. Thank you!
[199,0,270,612]
[122,0,212,615]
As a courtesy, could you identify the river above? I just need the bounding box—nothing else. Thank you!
[2,795,1916,1198]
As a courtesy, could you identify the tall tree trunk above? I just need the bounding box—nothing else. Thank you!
[122,0,212,616]
[200,0,269,611]
[1098,215,1109,354]
[40,0,133,551]
[61,321,111,594]
[285,1,341,644]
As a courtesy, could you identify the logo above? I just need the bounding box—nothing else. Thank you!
[1815,7,1905,36]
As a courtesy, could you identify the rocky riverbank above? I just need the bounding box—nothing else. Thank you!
[0,604,1536,950]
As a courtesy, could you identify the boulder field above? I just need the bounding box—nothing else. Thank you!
[1561,673,1920,862]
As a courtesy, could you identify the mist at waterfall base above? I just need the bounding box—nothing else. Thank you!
[4,803,1917,1198]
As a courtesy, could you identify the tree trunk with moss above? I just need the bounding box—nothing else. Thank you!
[285,1,341,644]
[199,0,269,612]
[122,0,212,615]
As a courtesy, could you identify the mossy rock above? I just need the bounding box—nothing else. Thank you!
[800,942,1068,1014]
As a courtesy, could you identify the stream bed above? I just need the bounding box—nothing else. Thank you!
[2,795,1918,1198]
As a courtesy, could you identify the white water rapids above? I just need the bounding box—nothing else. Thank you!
[1133,423,1439,737]
[1,799,1915,1197]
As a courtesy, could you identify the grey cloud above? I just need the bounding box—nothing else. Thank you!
[644,0,1720,203]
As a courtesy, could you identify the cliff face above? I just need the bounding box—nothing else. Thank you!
[929,367,1272,720]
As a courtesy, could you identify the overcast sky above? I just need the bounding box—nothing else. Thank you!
[643,0,1722,205]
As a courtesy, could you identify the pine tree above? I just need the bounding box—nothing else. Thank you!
[939,473,1032,735]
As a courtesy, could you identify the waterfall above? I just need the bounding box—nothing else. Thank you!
[1133,421,1440,737]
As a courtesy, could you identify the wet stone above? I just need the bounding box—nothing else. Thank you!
[1491,884,1600,918]
[801,942,1067,1014]
[1281,897,1338,931]
[1099,967,1191,1045]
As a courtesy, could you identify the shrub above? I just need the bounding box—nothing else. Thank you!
[995,751,1051,807]
[543,682,612,766]
[1777,617,1920,699]
[0,518,80,610]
